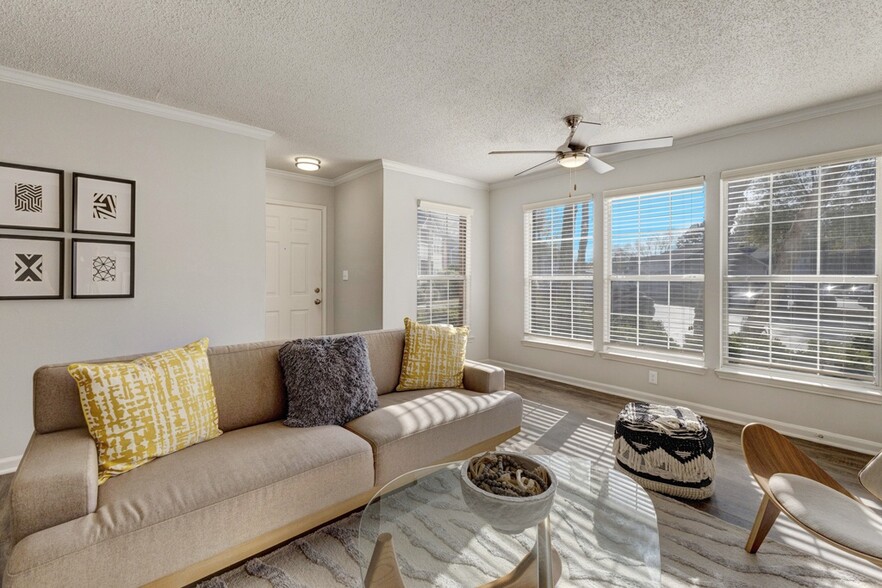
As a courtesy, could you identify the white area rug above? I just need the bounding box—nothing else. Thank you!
[199,400,882,587]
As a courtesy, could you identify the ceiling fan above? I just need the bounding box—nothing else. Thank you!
[489,115,673,177]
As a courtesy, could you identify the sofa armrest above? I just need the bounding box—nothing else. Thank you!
[10,428,98,545]
[462,360,505,394]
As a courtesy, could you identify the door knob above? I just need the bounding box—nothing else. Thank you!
[314,299,322,305]
[315,287,321,293]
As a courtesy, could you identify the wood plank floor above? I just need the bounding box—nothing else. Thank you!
[503,370,875,531]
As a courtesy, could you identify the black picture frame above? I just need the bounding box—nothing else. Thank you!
[72,173,136,237]
[0,235,64,300]
[71,239,135,299]
[0,162,64,231]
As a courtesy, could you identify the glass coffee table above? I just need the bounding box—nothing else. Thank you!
[357,454,660,587]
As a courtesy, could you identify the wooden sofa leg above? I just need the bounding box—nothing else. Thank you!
[745,493,781,553]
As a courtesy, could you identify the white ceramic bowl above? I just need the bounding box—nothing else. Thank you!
[459,452,558,534]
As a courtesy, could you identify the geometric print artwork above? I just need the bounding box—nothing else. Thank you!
[14,183,42,212]
[92,256,116,282]
[92,193,117,219]
[14,253,43,282]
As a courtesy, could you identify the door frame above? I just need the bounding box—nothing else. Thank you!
[266,199,328,336]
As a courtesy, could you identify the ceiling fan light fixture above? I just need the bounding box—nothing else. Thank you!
[557,152,589,169]
[294,157,321,172]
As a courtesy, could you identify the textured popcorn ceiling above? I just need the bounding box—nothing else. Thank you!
[1,1,881,183]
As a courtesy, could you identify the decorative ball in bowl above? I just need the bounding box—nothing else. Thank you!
[459,451,558,534]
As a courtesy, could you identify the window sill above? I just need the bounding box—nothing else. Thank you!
[715,367,882,405]
[599,348,708,375]
[521,337,595,357]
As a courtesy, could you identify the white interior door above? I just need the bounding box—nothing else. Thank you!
[265,203,325,340]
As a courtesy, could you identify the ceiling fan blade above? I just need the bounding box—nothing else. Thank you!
[489,150,561,155]
[556,127,578,152]
[558,116,602,151]
[514,157,558,177]
[589,136,673,157]
[586,155,614,174]
[567,120,602,150]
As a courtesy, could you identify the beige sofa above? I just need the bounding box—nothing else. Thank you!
[3,329,522,587]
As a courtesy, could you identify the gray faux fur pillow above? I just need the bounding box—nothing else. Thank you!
[278,334,379,428]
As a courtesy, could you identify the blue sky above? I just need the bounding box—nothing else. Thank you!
[539,187,706,263]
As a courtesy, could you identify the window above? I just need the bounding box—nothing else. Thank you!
[604,180,705,356]
[524,197,594,346]
[417,201,471,326]
[724,156,878,384]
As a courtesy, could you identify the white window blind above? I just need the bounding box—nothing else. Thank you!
[724,156,878,383]
[524,198,594,344]
[417,201,471,326]
[604,183,705,354]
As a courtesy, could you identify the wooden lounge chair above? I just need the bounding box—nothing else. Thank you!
[741,423,882,566]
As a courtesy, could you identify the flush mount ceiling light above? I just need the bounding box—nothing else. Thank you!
[557,152,589,168]
[294,157,321,172]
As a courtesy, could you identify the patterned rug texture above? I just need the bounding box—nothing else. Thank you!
[198,401,880,588]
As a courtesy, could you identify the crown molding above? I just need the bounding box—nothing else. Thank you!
[381,159,489,191]
[271,159,490,191]
[331,160,384,186]
[266,167,335,186]
[0,65,275,140]
[489,89,882,192]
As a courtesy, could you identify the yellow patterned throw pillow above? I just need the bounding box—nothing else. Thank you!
[68,338,222,484]
[396,317,469,391]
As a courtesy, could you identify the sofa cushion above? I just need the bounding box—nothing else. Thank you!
[279,335,378,427]
[396,318,469,391]
[4,422,375,587]
[345,388,523,486]
[33,340,289,435]
[362,329,405,395]
[68,338,222,484]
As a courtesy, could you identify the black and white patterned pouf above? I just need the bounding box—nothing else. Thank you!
[613,402,715,500]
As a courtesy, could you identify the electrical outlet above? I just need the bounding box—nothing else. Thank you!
[342,270,349,281]
[648,370,658,385]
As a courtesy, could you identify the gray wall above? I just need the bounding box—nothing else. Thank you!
[0,81,266,467]
[489,103,882,451]
[334,169,384,333]
[382,169,490,359]
[265,171,335,333]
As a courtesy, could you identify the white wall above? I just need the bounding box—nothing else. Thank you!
[334,169,384,333]
[382,169,491,359]
[490,103,882,451]
[0,82,266,466]
[266,171,335,333]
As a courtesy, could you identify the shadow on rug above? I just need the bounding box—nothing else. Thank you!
[199,486,877,588]
[199,400,879,587]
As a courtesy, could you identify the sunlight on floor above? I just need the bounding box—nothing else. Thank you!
[509,398,882,583]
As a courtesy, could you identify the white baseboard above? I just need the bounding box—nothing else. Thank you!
[0,455,21,475]
[490,359,882,456]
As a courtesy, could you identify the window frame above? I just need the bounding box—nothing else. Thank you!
[523,194,595,352]
[602,177,707,364]
[416,199,472,327]
[719,145,882,393]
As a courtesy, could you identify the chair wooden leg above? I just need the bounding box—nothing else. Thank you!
[745,493,781,553]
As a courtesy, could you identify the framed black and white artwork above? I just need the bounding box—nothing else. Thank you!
[72,173,136,237]
[0,235,64,300]
[0,162,64,231]
[71,239,135,299]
